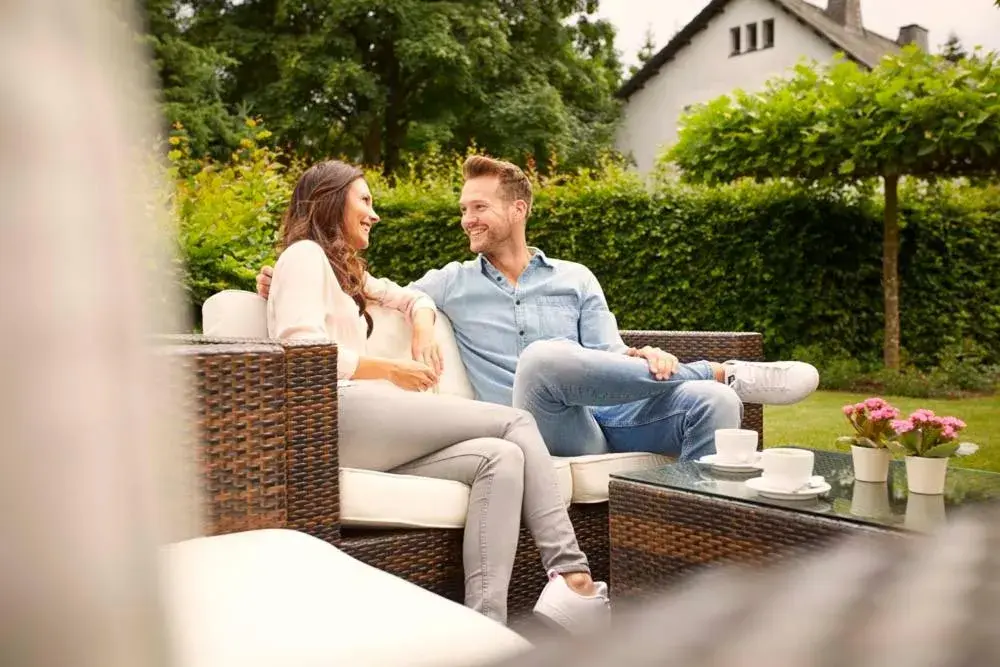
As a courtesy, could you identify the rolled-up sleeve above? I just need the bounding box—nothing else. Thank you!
[365,273,437,321]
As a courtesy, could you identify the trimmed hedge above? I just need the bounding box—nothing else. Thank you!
[365,172,1000,367]
[173,139,1000,367]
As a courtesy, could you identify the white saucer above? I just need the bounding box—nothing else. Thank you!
[696,453,763,472]
[745,475,831,500]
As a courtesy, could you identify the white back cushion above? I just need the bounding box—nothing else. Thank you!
[202,290,268,338]
[367,305,475,400]
[200,292,475,399]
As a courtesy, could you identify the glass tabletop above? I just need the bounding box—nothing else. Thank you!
[611,447,1000,532]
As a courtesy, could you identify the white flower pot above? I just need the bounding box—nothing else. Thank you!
[851,445,890,483]
[850,481,891,518]
[905,455,949,495]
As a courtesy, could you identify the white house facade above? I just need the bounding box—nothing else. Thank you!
[615,0,926,173]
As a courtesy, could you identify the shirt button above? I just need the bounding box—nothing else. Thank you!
[519,330,525,336]
[496,276,502,282]
[515,300,521,305]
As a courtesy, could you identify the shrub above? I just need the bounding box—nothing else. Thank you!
[170,119,292,320]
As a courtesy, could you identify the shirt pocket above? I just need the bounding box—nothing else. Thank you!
[530,296,580,341]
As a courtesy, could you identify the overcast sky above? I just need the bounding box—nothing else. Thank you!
[597,0,1000,66]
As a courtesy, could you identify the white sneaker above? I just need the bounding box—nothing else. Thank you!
[533,570,610,633]
[723,360,819,405]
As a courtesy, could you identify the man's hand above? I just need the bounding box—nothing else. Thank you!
[256,266,273,299]
[627,346,678,381]
[411,310,443,376]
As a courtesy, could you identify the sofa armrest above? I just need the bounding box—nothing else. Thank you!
[620,330,765,445]
[620,331,764,364]
[158,337,341,542]
[281,340,340,544]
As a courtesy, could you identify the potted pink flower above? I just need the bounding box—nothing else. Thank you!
[888,410,970,495]
[837,398,900,483]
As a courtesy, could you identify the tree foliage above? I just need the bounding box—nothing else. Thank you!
[141,0,623,174]
[669,47,1000,370]
[942,33,968,63]
[628,24,657,77]
[139,0,244,158]
[670,48,999,183]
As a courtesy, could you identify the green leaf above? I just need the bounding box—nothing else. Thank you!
[922,442,961,459]
[918,143,938,156]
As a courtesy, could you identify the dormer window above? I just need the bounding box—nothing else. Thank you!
[763,19,775,48]
[731,20,774,55]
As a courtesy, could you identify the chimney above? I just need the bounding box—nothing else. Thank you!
[826,0,863,33]
[897,24,929,51]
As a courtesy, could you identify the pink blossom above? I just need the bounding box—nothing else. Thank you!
[864,397,887,410]
[942,426,957,440]
[842,404,855,416]
[941,416,966,430]
[910,409,936,424]
[892,419,914,434]
[870,407,900,421]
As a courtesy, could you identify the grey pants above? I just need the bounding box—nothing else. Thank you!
[339,381,590,623]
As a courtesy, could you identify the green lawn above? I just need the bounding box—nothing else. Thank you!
[765,391,1000,473]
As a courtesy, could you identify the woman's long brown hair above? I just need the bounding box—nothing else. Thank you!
[280,160,373,336]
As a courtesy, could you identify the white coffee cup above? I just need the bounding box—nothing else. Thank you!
[714,429,759,464]
[760,448,814,491]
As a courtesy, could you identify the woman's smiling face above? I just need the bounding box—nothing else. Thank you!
[342,178,379,250]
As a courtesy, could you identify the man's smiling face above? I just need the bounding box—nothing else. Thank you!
[459,175,518,255]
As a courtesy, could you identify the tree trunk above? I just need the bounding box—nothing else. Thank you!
[381,45,405,179]
[361,114,382,168]
[882,173,901,370]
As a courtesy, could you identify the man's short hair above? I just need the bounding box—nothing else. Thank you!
[462,155,533,217]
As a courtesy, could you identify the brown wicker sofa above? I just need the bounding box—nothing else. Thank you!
[161,327,763,619]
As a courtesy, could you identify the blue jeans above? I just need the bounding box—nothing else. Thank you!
[511,340,742,460]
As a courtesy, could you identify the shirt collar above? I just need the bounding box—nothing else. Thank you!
[479,247,554,273]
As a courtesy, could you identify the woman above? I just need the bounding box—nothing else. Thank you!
[266,160,609,629]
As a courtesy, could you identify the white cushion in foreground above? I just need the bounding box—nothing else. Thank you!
[340,458,573,529]
[561,452,674,503]
[162,529,531,667]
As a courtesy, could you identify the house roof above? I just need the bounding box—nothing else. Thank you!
[616,0,902,100]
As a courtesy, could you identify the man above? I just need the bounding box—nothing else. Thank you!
[258,156,818,461]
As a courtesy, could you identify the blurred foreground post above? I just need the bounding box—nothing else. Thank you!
[0,1,198,666]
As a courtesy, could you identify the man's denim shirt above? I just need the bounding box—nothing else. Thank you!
[409,249,627,406]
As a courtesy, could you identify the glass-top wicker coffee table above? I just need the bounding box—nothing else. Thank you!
[608,447,1000,601]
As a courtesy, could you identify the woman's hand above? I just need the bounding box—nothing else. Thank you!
[386,358,439,392]
[410,310,443,376]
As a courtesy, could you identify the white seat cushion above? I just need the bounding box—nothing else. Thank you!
[202,290,268,338]
[367,305,475,399]
[162,529,531,667]
[560,452,674,504]
[340,458,573,529]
